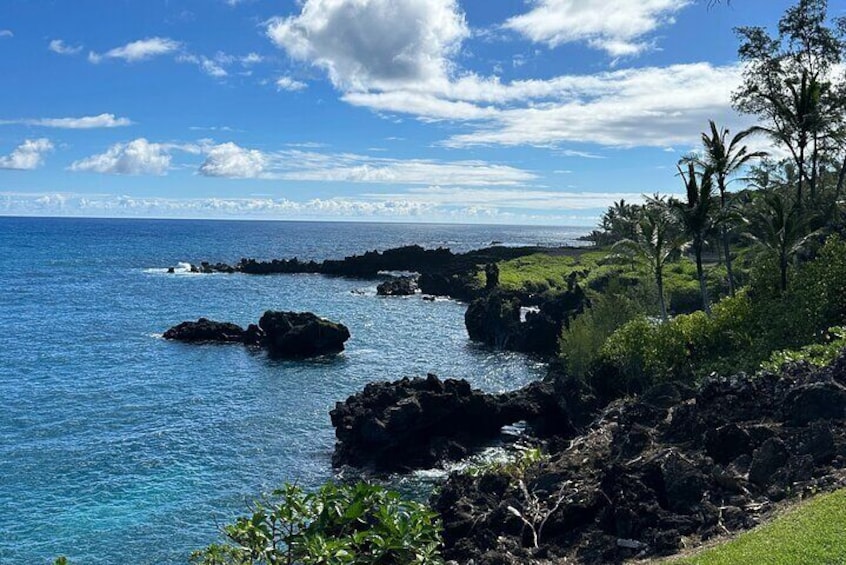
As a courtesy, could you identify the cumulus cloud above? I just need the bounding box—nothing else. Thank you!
[0,113,133,129]
[276,76,307,91]
[198,142,268,178]
[49,39,83,55]
[0,139,54,170]
[266,0,468,91]
[197,142,537,186]
[69,139,172,175]
[0,30,12,39]
[504,0,690,57]
[263,0,743,150]
[89,37,181,63]
[344,63,746,148]
[443,63,746,148]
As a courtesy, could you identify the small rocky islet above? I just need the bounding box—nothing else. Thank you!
[164,310,350,358]
[164,243,846,563]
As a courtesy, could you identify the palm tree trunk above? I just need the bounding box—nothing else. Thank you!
[718,180,735,296]
[722,226,735,296]
[779,251,789,293]
[696,247,711,315]
[797,144,805,209]
[657,270,668,322]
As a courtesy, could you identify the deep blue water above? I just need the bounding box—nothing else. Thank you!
[0,217,588,565]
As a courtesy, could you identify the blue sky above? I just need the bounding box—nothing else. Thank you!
[0,0,818,225]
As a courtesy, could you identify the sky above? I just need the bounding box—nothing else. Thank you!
[0,0,824,225]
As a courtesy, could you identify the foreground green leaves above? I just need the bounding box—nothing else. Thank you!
[191,482,443,565]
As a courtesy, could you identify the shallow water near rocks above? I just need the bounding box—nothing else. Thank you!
[0,217,586,564]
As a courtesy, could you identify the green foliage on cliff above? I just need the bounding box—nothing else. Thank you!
[190,482,443,565]
[593,236,846,387]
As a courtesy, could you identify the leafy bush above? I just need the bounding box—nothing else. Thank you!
[560,289,644,379]
[596,291,758,388]
[191,482,443,565]
[464,447,545,480]
[593,236,846,389]
[763,327,846,372]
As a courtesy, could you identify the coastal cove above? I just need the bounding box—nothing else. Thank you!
[0,217,585,565]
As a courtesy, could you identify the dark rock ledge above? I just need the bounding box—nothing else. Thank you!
[163,311,350,358]
[330,373,597,473]
[431,354,846,564]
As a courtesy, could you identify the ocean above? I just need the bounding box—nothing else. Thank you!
[0,217,589,564]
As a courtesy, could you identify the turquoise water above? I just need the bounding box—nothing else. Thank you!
[0,217,587,564]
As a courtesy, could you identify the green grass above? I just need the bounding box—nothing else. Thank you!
[495,250,607,293]
[494,249,729,316]
[661,489,846,565]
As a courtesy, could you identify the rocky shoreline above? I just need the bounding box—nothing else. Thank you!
[165,243,846,563]
[328,355,846,564]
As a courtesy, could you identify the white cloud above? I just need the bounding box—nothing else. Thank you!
[443,63,746,148]
[504,0,690,57]
[0,30,12,39]
[241,52,263,66]
[266,0,468,91]
[200,58,228,78]
[0,113,133,129]
[362,186,648,210]
[276,76,307,91]
[0,190,618,225]
[264,1,743,150]
[89,37,181,63]
[49,39,82,55]
[69,139,172,175]
[198,142,268,178]
[197,142,536,186]
[0,139,54,170]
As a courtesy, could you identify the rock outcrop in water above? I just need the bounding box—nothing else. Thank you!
[259,311,350,358]
[163,318,247,343]
[376,276,418,296]
[464,283,589,355]
[433,354,846,564]
[164,311,350,358]
[329,373,597,472]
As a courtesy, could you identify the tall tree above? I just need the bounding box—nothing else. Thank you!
[671,163,720,315]
[733,0,846,205]
[612,196,682,321]
[692,121,767,295]
[744,190,816,292]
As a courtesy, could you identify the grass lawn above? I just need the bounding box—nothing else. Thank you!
[659,489,846,565]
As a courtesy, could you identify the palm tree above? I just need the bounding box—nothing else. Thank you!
[692,120,767,295]
[743,190,816,292]
[671,163,720,315]
[612,196,682,321]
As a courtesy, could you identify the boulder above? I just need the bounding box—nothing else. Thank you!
[748,437,789,486]
[784,381,846,425]
[464,292,522,349]
[259,311,350,358]
[330,374,566,471]
[163,318,246,343]
[376,276,418,296]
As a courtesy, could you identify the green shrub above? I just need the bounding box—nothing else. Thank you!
[596,291,758,387]
[560,291,643,379]
[464,447,545,481]
[191,482,443,565]
[763,327,846,372]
